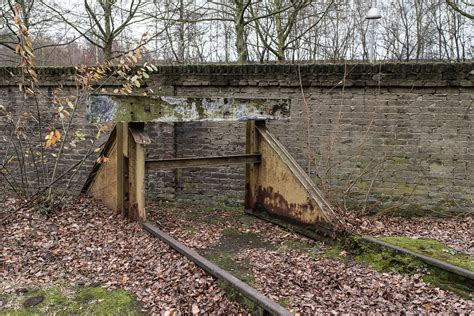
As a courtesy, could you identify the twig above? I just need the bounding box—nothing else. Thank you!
[362,153,387,214]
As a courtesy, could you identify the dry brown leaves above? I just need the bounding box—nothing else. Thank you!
[148,204,225,250]
[1,196,247,315]
[345,213,474,255]
[237,248,474,314]
[148,203,310,250]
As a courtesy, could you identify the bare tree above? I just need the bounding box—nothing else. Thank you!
[42,0,149,60]
[2,0,473,64]
[446,0,474,19]
[251,0,335,62]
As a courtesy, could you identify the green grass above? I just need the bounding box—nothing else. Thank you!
[378,236,474,271]
[1,286,143,315]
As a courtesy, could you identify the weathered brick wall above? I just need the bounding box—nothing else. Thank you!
[0,63,472,214]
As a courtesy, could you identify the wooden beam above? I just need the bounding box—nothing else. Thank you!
[116,122,128,216]
[245,120,264,211]
[128,122,146,221]
[81,127,117,194]
[82,127,119,211]
[145,154,261,170]
[129,126,151,145]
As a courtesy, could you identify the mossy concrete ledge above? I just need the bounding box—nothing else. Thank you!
[88,94,291,123]
[362,236,474,280]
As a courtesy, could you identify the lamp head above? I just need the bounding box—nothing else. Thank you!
[366,7,382,20]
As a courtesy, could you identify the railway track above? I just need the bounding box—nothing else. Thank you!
[145,202,474,314]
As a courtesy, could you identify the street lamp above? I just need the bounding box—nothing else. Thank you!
[366,3,382,62]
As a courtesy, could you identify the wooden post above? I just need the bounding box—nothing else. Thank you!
[127,122,146,221]
[245,120,265,212]
[116,122,128,216]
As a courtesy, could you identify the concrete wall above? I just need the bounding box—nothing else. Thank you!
[0,63,472,215]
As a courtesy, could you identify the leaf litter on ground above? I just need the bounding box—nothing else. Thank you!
[148,202,473,314]
[1,196,247,315]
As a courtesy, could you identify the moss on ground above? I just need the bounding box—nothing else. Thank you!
[276,297,292,308]
[354,242,426,274]
[322,243,346,261]
[205,252,256,285]
[352,239,474,299]
[166,202,247,227]
[277,239,319,254]
[1,286,143,315]
[378,236,474,271]
[423,268,474,299]
[203,228,271,285]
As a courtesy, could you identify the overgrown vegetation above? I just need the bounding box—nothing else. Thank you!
[236,208,473,299]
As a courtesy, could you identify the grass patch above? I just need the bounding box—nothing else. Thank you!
[378,236,474,271]
[1,286,143,315]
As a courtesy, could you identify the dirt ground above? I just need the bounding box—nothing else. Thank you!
[148,202,474,314]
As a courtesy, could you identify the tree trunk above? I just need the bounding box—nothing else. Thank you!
[235,0,248,63]
[104,40,113,60]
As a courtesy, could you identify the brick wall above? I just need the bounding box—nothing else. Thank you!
[0,63,472,214]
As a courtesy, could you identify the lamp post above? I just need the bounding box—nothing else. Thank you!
[366,3,382,62]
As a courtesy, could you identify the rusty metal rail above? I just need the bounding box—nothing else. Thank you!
[143,223,291,316]
[145,154,261,170]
